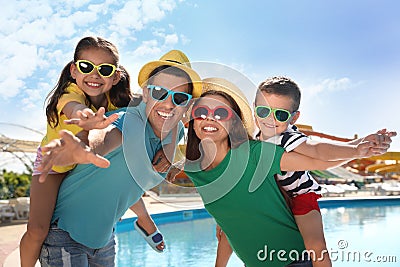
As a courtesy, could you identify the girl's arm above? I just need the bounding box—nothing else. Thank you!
[62,102,118,145]
[293,129,395,161]
[37,130,110,182]
[62,102,119,131]
[62,101,91,120]
[88,125,122,156]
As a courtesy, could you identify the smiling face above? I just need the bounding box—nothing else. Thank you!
[142,72,190,138]
[70,48,120,102]
[192,95,234,146]
[254,91,300,139]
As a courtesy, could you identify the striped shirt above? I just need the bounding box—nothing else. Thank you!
[266,125,322,197]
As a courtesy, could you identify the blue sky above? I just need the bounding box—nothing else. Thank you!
[0,0,399,157]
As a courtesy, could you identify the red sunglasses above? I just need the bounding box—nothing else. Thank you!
[191,105,233,121]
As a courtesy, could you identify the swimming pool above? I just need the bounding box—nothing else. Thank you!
[115,197,400,266]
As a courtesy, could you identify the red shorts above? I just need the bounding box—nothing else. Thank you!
[291,192,321,215]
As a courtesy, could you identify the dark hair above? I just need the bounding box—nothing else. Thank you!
[45,36,132,127]
[256,76,301,112]
[147,65,193,95]
[186,90,251,161]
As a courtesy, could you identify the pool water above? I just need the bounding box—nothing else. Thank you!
[116,200,400,267]
[321,204,400,266]
[116,217,243,266]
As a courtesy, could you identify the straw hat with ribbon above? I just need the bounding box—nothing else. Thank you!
[201,77,255,137]
[138,50,202,98]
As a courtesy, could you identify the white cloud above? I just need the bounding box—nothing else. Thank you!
[0,0,181,99]
[0,0,185,153]
[21,89,44,110]
[306,77,356,96]
[69,0,93,9]
[131,40,162,58]
[0,42,38,98]
[143,0,176,23]
[0,78,24,98]
[110,1,144,35]
[20,81,53,111]
[153,28,179,47]
[180,34,190,45]
[164,33,179,46]
[109,0,177,37]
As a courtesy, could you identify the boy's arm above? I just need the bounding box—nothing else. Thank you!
[281,137,392,172]
[293,139,358,161]
[348,129,397,145]
[281,151,351,172]
[293,129,395,161]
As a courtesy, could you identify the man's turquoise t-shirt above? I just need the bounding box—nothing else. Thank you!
[185,140,306,267]
[52,102,183,249]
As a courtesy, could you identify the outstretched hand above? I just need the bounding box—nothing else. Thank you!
[374,128,397,139]
[357,129,397,158]
[64,107,119,131]
[365,129,396,147]
[37,130,110,183]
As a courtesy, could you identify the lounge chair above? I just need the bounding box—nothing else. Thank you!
[0,205,16,223]
[381,181,400,196]
[320,184,345,197]
[336,183,359,194]
[9,197,30,220]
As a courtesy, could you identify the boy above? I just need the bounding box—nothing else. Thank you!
[216,76,395,267]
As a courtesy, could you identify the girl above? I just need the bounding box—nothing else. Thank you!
[184,78,393,267]
[19,36,164,267]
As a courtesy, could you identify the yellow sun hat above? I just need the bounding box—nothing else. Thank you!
[137,50,202,98]
[201,77,256,137]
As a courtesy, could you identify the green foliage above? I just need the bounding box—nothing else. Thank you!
[0,169,31,199]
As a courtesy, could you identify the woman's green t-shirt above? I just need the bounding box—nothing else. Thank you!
[185,140,306,267]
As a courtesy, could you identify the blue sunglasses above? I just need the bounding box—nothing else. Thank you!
[147,85,192,107]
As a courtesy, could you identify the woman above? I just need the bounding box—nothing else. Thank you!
[184,78,391,267]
